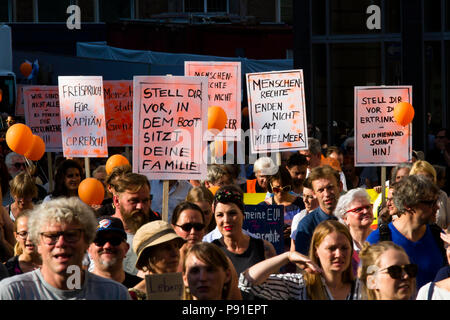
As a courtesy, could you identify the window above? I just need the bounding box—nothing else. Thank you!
[0,1,10,22]
[15,0,34,22]
[38,0,71,22]
[184,0,227,13]
[331,0,381,34]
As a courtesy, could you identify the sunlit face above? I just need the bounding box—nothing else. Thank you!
[194,201,213,229]
[255,172,270,190]
[329,151,344,167]
[374,249,414,300]
[37,222,88,276]
[64,167,81,192]
[315,231,351,274]
[214,202,243,237]
[116,185,151,217]
[13,195,33,211]
[173,209,205,246]
[15,216,36,256]
[183,253,230,300]
[286,165,307,187]
[302,187,319,212]
[299,150,321,168]
[146,239,181,274]
[88,232,129,270]
[386,188,398,216]
[311,176,341,214]
[343,197,374,229]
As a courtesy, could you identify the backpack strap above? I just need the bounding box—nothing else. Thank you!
[427,282,436,300]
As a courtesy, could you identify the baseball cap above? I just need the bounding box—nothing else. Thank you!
[96,216,127,240]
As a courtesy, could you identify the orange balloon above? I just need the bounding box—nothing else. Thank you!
[105,154,130,174]
[208,185,220,195]
[20,62,32,78]
[242,107,249,118]
[23,135,45,161]
[6,123,33,155]
[214,140,228,158]
[394,102,415,126]
[78,178,105,205]
[208,106,228,133]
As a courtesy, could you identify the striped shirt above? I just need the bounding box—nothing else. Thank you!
[238,271,361,300]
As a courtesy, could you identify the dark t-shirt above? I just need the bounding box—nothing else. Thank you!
[122,272,142,288]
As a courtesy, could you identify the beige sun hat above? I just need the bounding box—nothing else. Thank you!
[133,220,185,268]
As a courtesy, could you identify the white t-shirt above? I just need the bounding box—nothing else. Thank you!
[416,282,450,300]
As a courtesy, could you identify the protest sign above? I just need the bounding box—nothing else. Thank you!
[58,76,108,158]
[103,80,133,147]
[23,86,62,152]
[133,76,208,180]
[243,205,283,254]
[246,70,308,154]
[145,272,184,300]
[185,61,241,141]
[354,86,412,166]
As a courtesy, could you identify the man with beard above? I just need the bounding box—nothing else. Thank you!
[285,153,308,196]
[88,216,141,288]
[367,175,447,289]
[111,172,160,275]
[294,165,342,255]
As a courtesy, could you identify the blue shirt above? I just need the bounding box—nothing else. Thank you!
[150,180,192,222]
[367,223,444,289]
[294,206,337,255]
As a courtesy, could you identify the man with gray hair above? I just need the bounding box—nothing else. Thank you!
[0,197,131,299]
[243,156,278,193]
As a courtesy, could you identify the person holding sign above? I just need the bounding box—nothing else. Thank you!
[239,220,360,300]
[212,185,277,276]
[294,166,343,255]
[130,220,185,300]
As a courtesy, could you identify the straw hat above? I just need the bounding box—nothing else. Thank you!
[133,220,185,268]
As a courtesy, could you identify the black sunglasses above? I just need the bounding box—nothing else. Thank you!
[379,264,418,280]
[94,237,124,247]
[175,223,205,232]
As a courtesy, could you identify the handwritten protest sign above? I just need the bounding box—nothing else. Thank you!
[246,70,308,154]
[133,76,208,180]
[185,61,241,141]
[354,86,412,166]
[145,273,184,300]
[23,86,62,152]
[103,80,133,147]
[58,76,108,158]
[243,205,283,254]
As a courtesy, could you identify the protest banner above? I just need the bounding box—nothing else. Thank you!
[58,76,108,159]
[103,80,133,147]
[243,204,284,255]
[354,86,413,166]
[246,70,308,154]
[23,86,62,152]
[185,61,241,141]
[133,76,208,181]
[145,273,184,300]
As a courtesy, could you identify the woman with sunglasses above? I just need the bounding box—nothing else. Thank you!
[5,210,42,276]
[43,159,82,202]
[239,220,361,300]
[358,241,417,300]
[334,188,373,275]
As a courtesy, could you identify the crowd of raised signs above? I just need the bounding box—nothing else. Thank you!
[0,114,448,301]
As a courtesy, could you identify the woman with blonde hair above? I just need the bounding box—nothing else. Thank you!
[239,220,360,300]
[409,160,450,231]
[6,171,37,222]
[358,241,417,300]
[182,242,235,300]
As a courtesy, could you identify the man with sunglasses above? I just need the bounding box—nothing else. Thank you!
[367,175,447,289]
[88,216,142,288]
[0,197,130,299]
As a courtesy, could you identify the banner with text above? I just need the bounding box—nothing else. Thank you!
[23,86,62,152]
[246,70,308,154]
[104,80,133,147]
[133,76,208,180]
[185,61,241,141]
[243,205,283,255]
[58,76,108,158]
[354,86,412,166]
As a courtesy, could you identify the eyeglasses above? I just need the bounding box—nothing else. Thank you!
[345,204,373,215]
[17,231,28,239]
[271,185,291,193]
[94,237,123,247]
[40,229,83,245]
[175,223,205,232]
[379,264,418,280]
[13,162,26,169]
[419,199,438,207]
